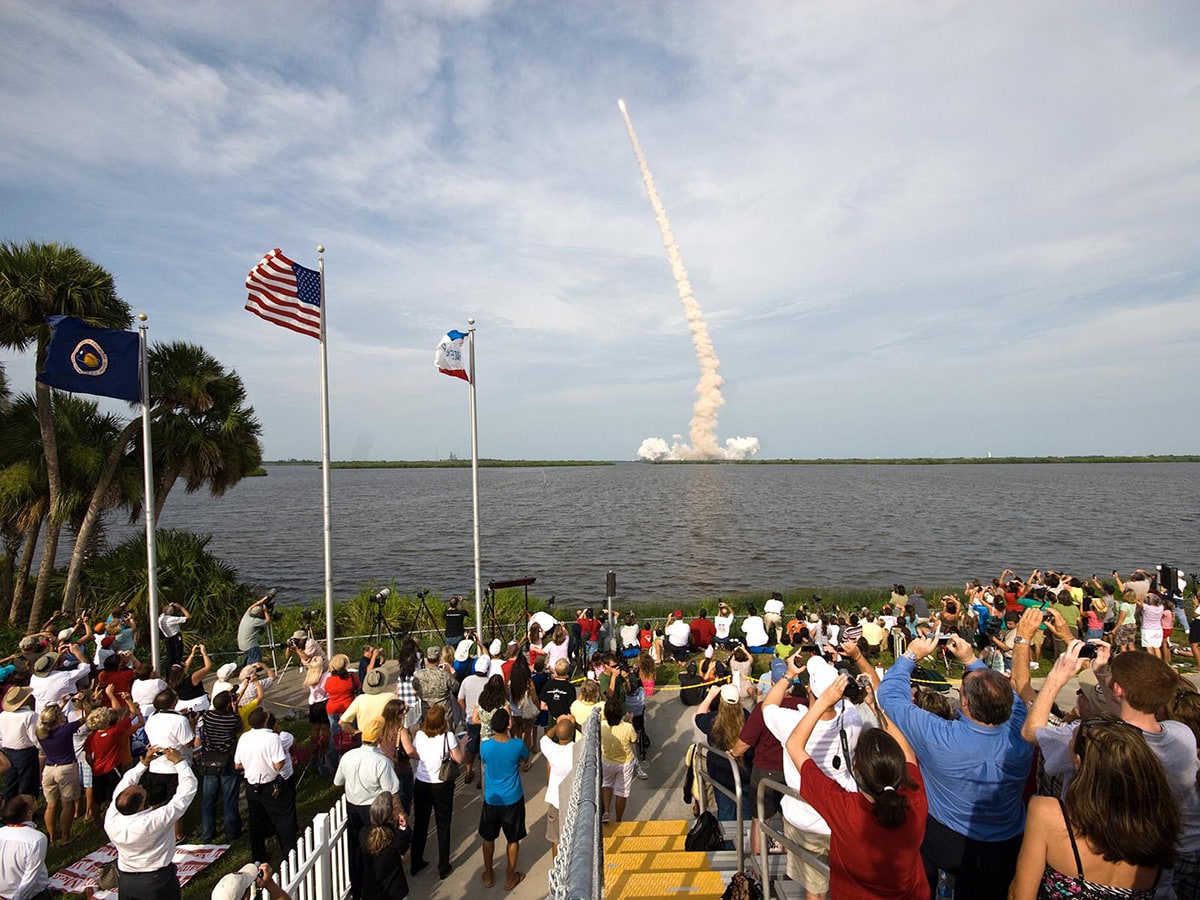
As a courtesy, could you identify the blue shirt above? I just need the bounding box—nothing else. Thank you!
[877,657,1033,842]
[479,737,529,806]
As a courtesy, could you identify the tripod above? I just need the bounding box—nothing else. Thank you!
[401,590,443,648]
[370,596,407,660]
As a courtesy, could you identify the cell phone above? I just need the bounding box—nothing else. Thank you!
[1078,644,1099,659]
[937,634,953,643]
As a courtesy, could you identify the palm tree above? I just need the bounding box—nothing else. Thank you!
[0,242,131,628]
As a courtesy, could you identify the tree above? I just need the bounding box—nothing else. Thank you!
[0,242,131,628]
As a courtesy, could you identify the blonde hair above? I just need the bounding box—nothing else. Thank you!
[36,704,64,739]
[578,680,601,703]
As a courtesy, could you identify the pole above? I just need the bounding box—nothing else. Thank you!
[467,319,483,642]
[606,569,616,652]
[137,315,162,672]
[317,246,335,658]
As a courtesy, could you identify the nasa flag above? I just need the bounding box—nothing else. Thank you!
[435,329,470,382]
[36,316,141,402]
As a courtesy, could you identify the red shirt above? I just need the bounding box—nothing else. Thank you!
[325,672,359,716]
[639,629,653,650]
[799,759,928,900]
[97,669,136,708]
[737,696,805,772]
[85,717,134,775]
[577,616,600,642]
[689,617,716,649]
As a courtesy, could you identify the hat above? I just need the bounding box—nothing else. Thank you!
[361,717,384,744]
[212,864,259,900]
[674,610,683,618]
[474,656,490,674]
[329,653,350,673]
[363,669,388,694]
[94,623,107,635]
[454,642,472,663]
[17,636,40,652]
[719,683,740,704]
[2,687,32,713]
[239,664,259,680]
[806,656,840,702]
[100,636,115,649]
[216,662,238,681]
[426,645,442,662]
[291,630,307,642]
[32,652,59,675]
[489,639,502,656]
[57,627,75,642]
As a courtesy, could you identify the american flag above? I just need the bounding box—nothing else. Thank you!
[245,248,322,339]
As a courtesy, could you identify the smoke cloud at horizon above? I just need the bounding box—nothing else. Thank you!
[618,99,760,463]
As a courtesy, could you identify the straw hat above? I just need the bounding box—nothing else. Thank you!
[32,653,59,676]
[363,669,389,695]
[2,687,32,713]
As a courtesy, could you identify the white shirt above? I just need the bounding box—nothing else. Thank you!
[143,712,194,773]
[157,614,188,638]
[714,614,734,640]
[334,745,400,805]
[665,619,691,648]
[539,734,576,809]
[742,616,769,647]
[762,703,862,834]
[0,710,38,751]
[30,668,88,715]
[764,598,784,616]
[0,822,50,900]
[278,731,295,779]
[104,761,197,872]
[412,730,458,784]
[235,728,287,784]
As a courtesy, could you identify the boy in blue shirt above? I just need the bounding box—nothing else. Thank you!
[478,709,531,890]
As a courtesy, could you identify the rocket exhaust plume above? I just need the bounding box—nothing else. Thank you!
[617,98,760,462]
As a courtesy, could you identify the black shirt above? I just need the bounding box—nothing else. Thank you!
[540,678,577,720]
[678,674,705,706]
[444,608,467,639]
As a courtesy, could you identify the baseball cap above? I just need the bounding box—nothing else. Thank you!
[474,656,490,674]
[719,683,740,704]
[806,656,841,703]
[216,662,238,681]
[454,641,472,663]
[674,610,683,618]
[212,864,259,900]
[489,639,502,656]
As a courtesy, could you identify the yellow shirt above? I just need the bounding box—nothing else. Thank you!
[600,719,636,765]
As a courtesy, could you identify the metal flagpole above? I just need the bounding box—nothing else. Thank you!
[467,318,483,640]
[317,246,335,657]
[137,314,162,672]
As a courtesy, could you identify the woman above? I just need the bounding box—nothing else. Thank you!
[527,623,546,667]
[83,693,141,824]
[395,644,421,729]
[569,678,603,729]
[508,653,539,754]
[599,696,638,823]
[1113,589,1140,654]
[692,683,751,823]
[198,689,243,842]
[37,703,86,845]
[378,698,416,815]
[475,674,509,746]
[1008,719,1177,899]
[169,643,213,714]
[544,625,570,671]
[325,653,360,754]
[1137,592,1165,660]
[637,650,657,697]
[1081,593,1105,642]
[402,704,463,880]
[785,673,927,898]
[360,792,411,900]
[728,645,754,699]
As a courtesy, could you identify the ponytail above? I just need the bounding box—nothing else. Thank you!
[870,784,911,829]
[854,728,917,830]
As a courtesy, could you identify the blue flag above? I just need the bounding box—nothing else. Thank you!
[36,316,141,403]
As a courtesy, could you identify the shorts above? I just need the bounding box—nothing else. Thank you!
[1141,629,1164,649]
[1115,623,1137,646]
[478,799,528,843]
[602,759,634,799]
[42,762,80,803]
[79,759,93,789]
[783,820,830,893]
[545,804,560,845]
[309,700,328,725]
[466,723,482,756]
[750,767,785,821]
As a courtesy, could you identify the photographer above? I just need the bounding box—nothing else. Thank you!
[213,862,291,900]
[156,602,190,670]
[444,595,469,648]
[237,592,274,666]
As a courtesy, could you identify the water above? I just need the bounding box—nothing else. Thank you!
[122,462,1198,605]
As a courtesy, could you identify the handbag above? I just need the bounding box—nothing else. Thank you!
[195,748,234,777]
[437,732,461,783]
[685,810,725,851]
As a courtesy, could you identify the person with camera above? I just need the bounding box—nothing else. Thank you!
[444,595,469,648]
[213,862,292,900]
[876,632,1033,900]
[237,592,274,666]
[197,688,242,843]
[0,793,52,900]
[576,608,601,663]
[156,602,191,670]
[104,744,196,900]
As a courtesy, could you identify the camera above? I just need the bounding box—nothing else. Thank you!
[1078,644,1099,660]
[261,588,278,613]
[302,609,317,624]
[831,664,867,703]
[369,588,391,606]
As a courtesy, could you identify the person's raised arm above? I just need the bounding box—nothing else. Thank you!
[179,603,192,622]
[785,674,848,770]
[1021,641,1086,744]
[192,645,212,683]
[1111,570,1126,595]
[694,685,721,717]
[838,640,878,689]
[1010,608,1042,702]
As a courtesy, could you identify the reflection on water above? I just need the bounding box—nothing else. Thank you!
[99,462,1200,605]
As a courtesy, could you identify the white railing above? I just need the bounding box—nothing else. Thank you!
[264,795,352,900]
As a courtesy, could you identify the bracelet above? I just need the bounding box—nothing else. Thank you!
[1013,636,1029,645]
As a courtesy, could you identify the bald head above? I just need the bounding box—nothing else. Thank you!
[554,717,575,742]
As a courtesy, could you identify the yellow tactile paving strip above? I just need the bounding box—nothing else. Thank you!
[604,820,726,900]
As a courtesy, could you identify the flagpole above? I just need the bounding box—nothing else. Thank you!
[467,318,484,640]
[317,245,335,658]
[137,314,162,672]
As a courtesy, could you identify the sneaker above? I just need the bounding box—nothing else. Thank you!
[635,765,649,780]
[602,812,611,823]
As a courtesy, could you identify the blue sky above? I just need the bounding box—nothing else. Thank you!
[2,1,1197,460]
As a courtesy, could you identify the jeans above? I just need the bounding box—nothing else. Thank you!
[200,772,242,841]
[412,778,455,876]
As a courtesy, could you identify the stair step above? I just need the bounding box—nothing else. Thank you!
[605,869,727,899]
[606,851,713,873]
[604,818,692,852]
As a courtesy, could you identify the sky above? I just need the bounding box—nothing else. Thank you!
[2,1,1198,461]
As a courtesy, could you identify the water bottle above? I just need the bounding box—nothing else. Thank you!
[935,869,955,899]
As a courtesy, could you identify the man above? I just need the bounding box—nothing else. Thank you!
[0,688,38,801]
[539,716,576,860]
[478,709,531,891]
[339,668,394,737]
[142,689,193,800]
[29,647,90,714]
[664,610,692,661]
[576,609,601,662]
[877,633,1033,900]
[741,606,770,652]
[713,601,735,648]
[1022,640,1200,896]
[444,595,469,647]
[235,706,298,863]
[457,656,491,785]
[413,645,459,722]
[212,862,291,900]
[762,654,863,900]
[763,592,785,646]
[688,609,716,651]
[0,794,51,900]
[334,717,401,900]
[236,594,272,666]
[539,658,577,724]
[104,746,197,900]
[859,613,885,659]
[677,660,705,706]
[156,602,191,670]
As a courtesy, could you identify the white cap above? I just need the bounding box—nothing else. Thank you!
[216,662,238,681]
[212,865,258,900]
[489,638,502,656]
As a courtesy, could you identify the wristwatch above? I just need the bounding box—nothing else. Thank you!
[903,650,919,662]
[1013,636,1029,645]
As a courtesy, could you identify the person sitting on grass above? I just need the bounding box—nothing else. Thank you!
[741,606,770,652]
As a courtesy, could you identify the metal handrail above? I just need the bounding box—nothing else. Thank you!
[692,742,746,872]
[750,776,830,900]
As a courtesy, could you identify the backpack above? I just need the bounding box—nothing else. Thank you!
[684,810,725,852]
[721,871,763,900]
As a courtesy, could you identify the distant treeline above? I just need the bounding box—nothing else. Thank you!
[262,455,1200,467]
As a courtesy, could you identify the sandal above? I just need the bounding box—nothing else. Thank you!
[505,871,525,891]
[482,872,495,888]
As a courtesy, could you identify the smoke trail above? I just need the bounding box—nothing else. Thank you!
[618,98,759,462]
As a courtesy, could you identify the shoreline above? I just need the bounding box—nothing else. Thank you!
[260,454,1200,468]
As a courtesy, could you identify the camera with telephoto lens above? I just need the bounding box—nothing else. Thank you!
[261,588,278,613]
[368,588,391,606]
[832,663,867,704]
